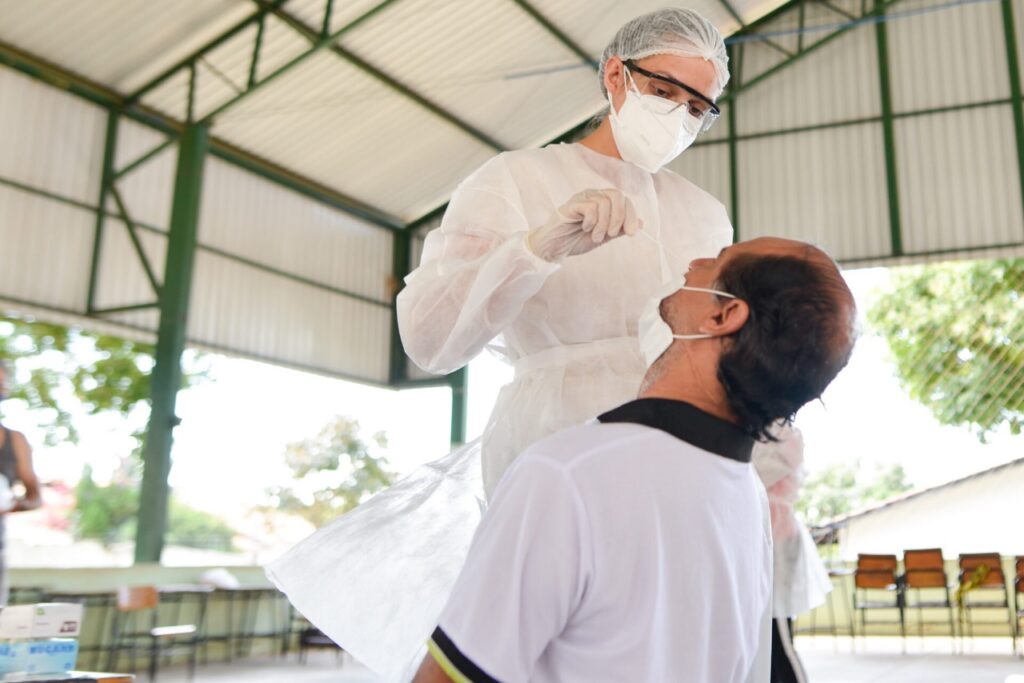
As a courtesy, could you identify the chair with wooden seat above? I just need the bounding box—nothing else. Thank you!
[902,548,956,646]
[853,553,904,639]
[107,586,205,681]
[957,553,1013,645]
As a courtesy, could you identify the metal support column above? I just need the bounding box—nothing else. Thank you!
[1001,0,1024,221]
[134,124,209,564]
[874,0,904,257]
[86,112,119,314]
[389,230,411,385]
[449,367,468,448]
[727,44,742,242]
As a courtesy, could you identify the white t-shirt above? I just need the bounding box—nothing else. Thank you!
[429,399,773,683]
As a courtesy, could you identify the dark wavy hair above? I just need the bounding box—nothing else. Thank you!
[714,252,855,440]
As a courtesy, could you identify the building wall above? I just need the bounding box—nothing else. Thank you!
[838,463,1024,559]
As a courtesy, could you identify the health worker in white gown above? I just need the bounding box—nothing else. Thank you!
[268,8,734,680]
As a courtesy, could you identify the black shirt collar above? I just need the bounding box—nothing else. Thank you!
[597,398,754,464]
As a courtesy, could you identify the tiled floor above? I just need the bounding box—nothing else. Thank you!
[149,638,1024,682]
[800,636,1024,682]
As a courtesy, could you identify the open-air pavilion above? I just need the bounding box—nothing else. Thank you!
[1,0,1022,680]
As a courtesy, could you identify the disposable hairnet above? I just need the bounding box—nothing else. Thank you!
[599,8,730,98]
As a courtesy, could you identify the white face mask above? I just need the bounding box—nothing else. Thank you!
[638,282,737,368]
[609,72,702,173]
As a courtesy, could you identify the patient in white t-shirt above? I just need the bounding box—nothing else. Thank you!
[414,237,857,683]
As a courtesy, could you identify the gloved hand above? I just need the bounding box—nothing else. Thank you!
[527,188,643,261]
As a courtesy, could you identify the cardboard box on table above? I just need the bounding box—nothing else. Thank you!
[0,638,79,674]
[0,603,83,639]
[0,604,84,675]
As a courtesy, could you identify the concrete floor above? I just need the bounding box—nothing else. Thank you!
[800,636,1024,682]
[145,638,1024,682]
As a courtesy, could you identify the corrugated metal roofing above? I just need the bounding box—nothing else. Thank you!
[0,0,788,223]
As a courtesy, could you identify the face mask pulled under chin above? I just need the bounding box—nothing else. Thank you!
[609,77,702,173]
[637,281,737,368]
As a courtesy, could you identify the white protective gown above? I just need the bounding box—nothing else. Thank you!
[266,142,733,681]
[752,424,833,618]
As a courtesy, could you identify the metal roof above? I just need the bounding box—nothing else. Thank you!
[0,0,788,224]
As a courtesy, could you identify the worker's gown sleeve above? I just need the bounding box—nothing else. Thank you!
[753,425,833,618]
[397,157,560,375]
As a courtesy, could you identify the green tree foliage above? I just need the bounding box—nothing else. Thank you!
[867,259,1024,441]
[796,461,913,527]
[0,311,205,447]
[73,465,139,545]
[265,416,395,528]
[72,465,236,551]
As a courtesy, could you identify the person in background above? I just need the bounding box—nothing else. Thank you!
[412,236,857,683]
[0,360,42,604]
[753,424,833,683]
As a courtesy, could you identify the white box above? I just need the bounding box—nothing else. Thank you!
[0,639,78,674]
[0,604,83,639]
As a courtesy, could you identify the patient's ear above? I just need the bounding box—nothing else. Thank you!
[700,299,748,336]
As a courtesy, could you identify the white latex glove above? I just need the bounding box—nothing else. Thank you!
[527,188,643,261]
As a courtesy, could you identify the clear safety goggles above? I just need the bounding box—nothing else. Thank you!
[623,60,720,133]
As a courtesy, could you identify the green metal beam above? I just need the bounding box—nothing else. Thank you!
[727,44,741,242]
[249,14,266,89]
[114,138,175,180]
[717,0,794,57]
[874,0,904,256]
[508,0,597,70]
[720,0,900,104]
[797,0,807,52]
[134,124,209,564]
[1001,0,1024,226]
[321,0,335,37]
[128,0,290,103]
[821,0,858,22]
[109,185,164,298]
[449,367,468,447]
[0,41,404,231]
[92,302,161,316]
[86,112,118,315]
[254,0,505,151]
[389,230,411,385]
[197,0,403,125]
[691,97,1018,147]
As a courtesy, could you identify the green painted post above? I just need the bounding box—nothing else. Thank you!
[449,367,468,448]
[728,44,741,243]
[389,230,411,385]
[86,112,118,314]
[874,0,904,257]
[1001,0,1024,220]
[134,124,209,564]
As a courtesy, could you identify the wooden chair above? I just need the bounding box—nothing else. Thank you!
[853,553,904,640]
[902,548,956,645]
[957,553,1013,646]
[107,586,206,681]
